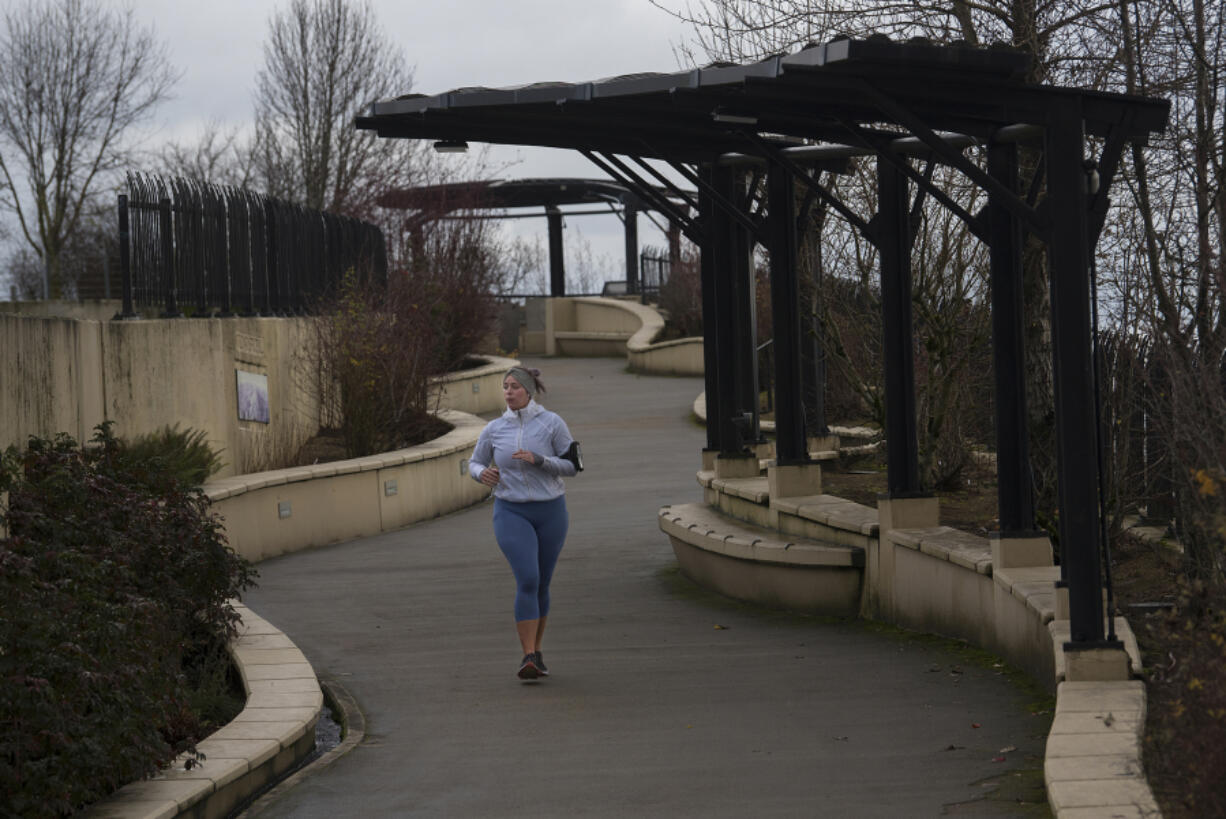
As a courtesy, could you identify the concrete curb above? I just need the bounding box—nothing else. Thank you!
[83,604,323,819]
[234,678,365,817]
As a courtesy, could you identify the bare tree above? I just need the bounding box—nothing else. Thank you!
[254,0,422,217]
[0,0,178,299]
[1110,0,1225,580]
[158,120,257,189]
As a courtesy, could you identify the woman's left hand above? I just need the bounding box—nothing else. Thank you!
[512,449,544,467]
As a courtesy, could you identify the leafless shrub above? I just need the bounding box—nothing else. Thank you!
[658,243,703,337]
[307,271,442,458]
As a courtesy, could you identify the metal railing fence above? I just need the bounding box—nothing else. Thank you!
[117,172,386,317]
[639,247,671,303]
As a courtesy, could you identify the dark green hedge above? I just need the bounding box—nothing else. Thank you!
[0,424,255,817]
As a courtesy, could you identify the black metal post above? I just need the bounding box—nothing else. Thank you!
[117,194,137,319]
[799,202,830,439]
[731,173,761,448]
[623,199,640,295]
[1046,98,1111,647]
[698,164,723,453]
[876,161,921,495]
[546,206,566,296]
[159,197,180,318]
[988,141,1037,534]
[768,161,808,464]
[711,164,749,454]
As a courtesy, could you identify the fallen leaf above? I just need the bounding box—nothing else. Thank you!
[713,624,728,630]
[943,744,965,751]
[999,745,1017,754]
[971,723,981,729]
[992,756,1006,763]
[832,736,849,741]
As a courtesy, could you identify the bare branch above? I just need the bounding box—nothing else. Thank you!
[0,0,178,297]
[253,0,420,216]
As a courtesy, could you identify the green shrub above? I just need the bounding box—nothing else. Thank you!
[0,425,255,816]
[117,424,225,488]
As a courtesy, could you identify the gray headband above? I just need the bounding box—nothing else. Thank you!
[505,367,538,398]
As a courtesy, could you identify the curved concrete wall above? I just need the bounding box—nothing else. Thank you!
[521,295,703,375]
[205,409,491,563]
[430,354,519,415]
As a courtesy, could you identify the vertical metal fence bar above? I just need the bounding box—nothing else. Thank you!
[159,197,180,318]
[248,191,266,315]
[265,199,279,314]
[117,194,137,319]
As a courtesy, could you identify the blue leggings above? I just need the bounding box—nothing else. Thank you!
[492,496,569,622]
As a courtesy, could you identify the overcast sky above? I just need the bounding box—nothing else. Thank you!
[129,0,701,286]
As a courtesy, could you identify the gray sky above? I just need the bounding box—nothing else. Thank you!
[134,0,699,286]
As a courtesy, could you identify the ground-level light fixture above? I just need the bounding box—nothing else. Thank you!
[433,140,469,153]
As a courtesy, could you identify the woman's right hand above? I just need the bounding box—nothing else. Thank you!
[479,465,500,487]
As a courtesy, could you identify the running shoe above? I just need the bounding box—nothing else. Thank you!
[534,651,549,677]
[517,653,540,680]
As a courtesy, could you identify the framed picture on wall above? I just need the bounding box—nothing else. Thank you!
[236,369,270,424]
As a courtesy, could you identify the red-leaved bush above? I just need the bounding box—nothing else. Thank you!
[0,425,255,816]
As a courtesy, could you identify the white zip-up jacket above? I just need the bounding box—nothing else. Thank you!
[468,399,577,502]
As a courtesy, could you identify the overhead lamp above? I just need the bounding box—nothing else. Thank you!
[711,110,758,125]
[433,140,469,153]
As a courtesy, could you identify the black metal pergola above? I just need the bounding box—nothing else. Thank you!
[378,178,690,296]
[357,36,1169,656]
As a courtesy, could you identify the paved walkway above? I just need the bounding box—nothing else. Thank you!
[240,357,1051,818]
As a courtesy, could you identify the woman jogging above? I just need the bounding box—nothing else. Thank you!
[468,366,579,680]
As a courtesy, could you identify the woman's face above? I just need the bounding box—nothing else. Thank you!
[503,377,530,410]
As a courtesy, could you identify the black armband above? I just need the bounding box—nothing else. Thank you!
[563,441,583,472]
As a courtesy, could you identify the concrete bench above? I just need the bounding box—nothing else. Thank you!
[659,502,864,616]
[552,329,633,356]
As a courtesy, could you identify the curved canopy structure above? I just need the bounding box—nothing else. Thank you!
[357,36,1169,657]
[378,177,693,295]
